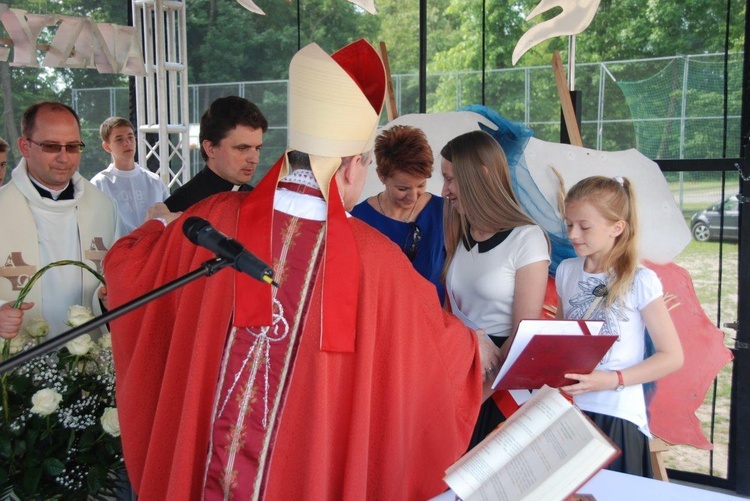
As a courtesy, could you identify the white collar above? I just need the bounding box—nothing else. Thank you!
[11,159,84,210]
[28,173,69,199]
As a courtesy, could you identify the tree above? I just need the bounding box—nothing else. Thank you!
[188,0,380,84]
[0,0,130,178]
[423,0,745,148]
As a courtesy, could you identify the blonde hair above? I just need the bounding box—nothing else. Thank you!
[441,130,538,272]
[564,175,639,306]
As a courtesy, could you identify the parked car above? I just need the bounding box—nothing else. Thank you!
[690,195,739,242]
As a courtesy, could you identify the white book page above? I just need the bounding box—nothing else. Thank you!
[471,409,614,501]
[444,386,570,500]
[520,436,616,501]
[492,320,604,389]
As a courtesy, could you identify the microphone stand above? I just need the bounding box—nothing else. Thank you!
[0,256,232,375]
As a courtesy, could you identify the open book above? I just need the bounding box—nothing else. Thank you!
[492,319,615,390]
[444,385,619,501]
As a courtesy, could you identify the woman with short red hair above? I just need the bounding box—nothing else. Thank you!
[352,125,446,303]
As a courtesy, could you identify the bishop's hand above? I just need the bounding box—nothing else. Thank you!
[476,329,502,383]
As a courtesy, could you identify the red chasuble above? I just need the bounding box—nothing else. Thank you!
[105,190,483,500]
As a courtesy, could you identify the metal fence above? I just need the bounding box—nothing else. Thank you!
[71,52,743,182]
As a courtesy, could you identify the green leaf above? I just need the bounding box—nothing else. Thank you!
[77,451,99,464]
[21,466,42,496]
[86,464,107,494]
[0,431,11,458]
[79,429,97,449]
[43,457,65,477]
[12,376,32,394]
[13,439,26,458]
[27,424,39,440]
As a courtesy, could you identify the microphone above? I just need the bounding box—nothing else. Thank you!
[183,216,277,286]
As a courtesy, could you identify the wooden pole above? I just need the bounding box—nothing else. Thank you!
[551,50,583,147]
[378,41,399,121]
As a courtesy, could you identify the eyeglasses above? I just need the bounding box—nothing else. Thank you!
[402,222,422,262]
[26,138,85,154]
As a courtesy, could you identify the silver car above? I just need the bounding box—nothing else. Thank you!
[690,195,739,242]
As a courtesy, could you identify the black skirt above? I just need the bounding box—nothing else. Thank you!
[584,410,654,478]
[467,335,508,451]
[467,398,506,451]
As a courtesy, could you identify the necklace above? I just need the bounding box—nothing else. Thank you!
[378,192,419,222]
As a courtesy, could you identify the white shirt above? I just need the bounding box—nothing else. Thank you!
[555,256,664,435]
[30,186,83,336]
[91,163,169,233]
[446,225,549,337]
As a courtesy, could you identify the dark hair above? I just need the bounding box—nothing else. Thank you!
[0,136,8,153]
[100,116,135,142]
[375,125,433,179]
[199,96,268,162]
[21,101,81,138]
[287,150,312,170]
[286,150,371,173]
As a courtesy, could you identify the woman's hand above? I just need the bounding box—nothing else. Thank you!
[560,370,619,395]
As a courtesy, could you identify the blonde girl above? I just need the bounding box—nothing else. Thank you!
[556,175,683,477]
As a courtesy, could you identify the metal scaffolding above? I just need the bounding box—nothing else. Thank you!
[132,0,190,188]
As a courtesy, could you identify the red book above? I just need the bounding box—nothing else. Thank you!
[493,319,616,391]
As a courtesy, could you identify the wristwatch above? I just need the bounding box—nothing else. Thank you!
[614,370,625,392]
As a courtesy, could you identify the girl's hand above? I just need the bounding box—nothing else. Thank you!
[560,370,619,395]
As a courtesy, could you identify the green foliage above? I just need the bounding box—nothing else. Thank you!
[0,0,128,172]
[419,0,745,148]
[188,0,379,83]
[0,333,123,498]
[0,263,120,498]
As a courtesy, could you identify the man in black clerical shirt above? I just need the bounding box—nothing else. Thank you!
[163,96,268,212]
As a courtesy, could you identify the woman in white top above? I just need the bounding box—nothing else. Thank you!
[441,130,550,449]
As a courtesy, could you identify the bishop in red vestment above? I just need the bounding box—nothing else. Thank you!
[105,40,491,501]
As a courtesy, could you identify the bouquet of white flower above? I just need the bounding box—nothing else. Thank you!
[0,261,124,498]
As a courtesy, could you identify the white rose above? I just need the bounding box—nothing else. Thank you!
[99,333,112,350]
[2,332,29,354]
[24,317,50,338]
[65,334,94,356]
[100,407,120,437]
[66,305,95,328]
[30,388,63,416]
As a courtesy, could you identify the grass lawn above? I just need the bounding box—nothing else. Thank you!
[662,234,737,478]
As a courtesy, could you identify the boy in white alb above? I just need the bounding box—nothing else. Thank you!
[91,117,169,233]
